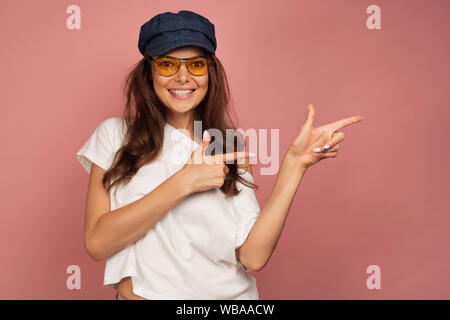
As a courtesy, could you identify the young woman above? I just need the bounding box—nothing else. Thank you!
[76,10,363,300]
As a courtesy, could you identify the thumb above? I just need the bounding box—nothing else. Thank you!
[201,130,211,155]
[191,129,210,164]
[305,103,316,128]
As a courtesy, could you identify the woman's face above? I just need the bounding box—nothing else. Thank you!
[150,45,209,118]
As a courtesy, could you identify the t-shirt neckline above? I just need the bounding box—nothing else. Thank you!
[165,122,201,147]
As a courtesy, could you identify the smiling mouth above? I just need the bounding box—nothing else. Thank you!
[167,89,196,98]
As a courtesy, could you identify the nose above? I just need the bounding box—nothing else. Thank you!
[174,61,190,81]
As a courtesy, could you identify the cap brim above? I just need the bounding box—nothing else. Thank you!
[144,38,214,57]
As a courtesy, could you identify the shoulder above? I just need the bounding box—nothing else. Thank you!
[98,116,123,131]
[94,117,117,135]
[97,116,127,149]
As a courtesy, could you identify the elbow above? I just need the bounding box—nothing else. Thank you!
[84,236,105,262]
[248,261,266,272]
[240,254,266,272]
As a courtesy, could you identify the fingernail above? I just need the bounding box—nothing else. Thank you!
[323,145,330,150]
[313,147,321,153]
[203,130,210,140]
[308,104,311,110]
[249,152,256,157]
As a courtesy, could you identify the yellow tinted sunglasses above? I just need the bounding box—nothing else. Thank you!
[148,55,213,77]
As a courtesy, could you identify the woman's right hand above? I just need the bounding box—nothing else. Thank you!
[180,130,254,194]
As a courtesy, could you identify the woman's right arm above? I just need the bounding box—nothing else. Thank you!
[84,163,191,261]
[84,131,251,262]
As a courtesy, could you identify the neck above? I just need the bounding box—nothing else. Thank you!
[165,109,202,141]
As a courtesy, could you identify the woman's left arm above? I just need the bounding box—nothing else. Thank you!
[237,103,363,271]
[236,153,307,272]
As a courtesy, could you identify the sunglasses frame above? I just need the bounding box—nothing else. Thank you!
[146,55,214,77]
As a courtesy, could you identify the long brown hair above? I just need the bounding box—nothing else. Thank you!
[102,52,258,199]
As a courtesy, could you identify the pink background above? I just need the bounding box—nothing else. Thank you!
[1,0,449,299]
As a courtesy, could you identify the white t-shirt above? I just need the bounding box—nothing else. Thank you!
[75,117,261,299]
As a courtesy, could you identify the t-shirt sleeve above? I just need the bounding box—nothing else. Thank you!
[75,117,118,175]
[230,169,261,272]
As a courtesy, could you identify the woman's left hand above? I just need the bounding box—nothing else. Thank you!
[287,103,364,170]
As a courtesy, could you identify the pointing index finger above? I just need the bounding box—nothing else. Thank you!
[211,151,255,164]
[326,115,364,132]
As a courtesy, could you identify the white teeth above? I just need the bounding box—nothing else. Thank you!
[169,89,194,96]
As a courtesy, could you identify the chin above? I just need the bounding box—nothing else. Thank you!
[168,103,197,113]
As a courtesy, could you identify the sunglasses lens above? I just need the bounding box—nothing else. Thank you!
[153,57,209,76]
[154,57,179,76]
[186,58,208,76]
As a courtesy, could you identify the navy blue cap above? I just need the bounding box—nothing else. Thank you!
[138,10,217,57]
